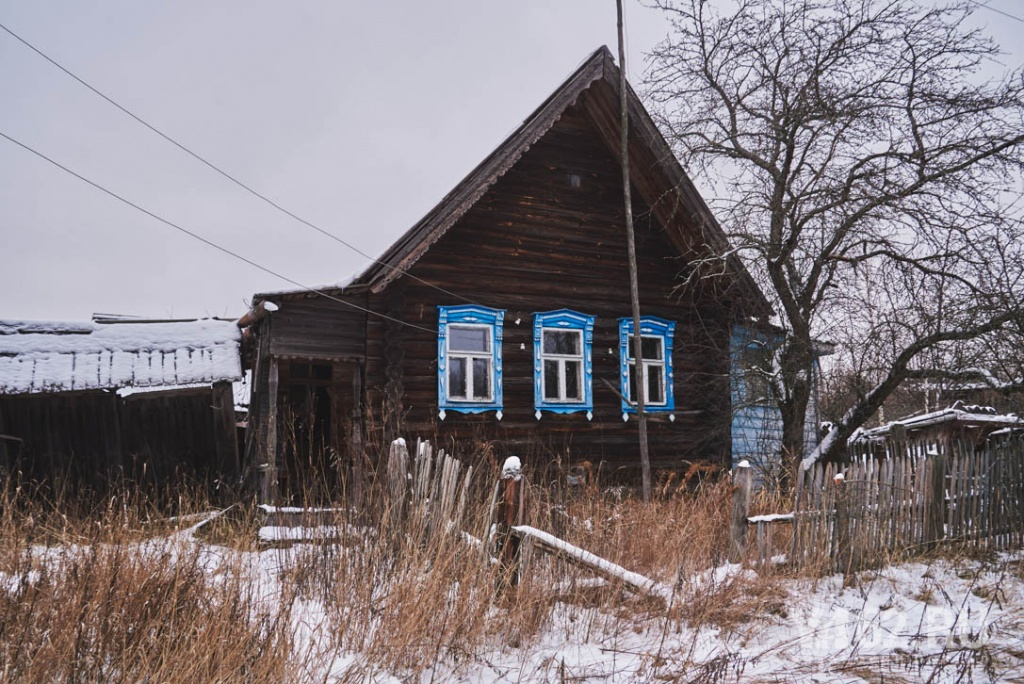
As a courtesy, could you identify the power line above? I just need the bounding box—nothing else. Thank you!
[0,129,435,334]
[965,0,1024,25]
[0,20,479,306]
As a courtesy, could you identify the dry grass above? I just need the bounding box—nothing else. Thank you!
[0,486,305,683]
[0,464,800,682]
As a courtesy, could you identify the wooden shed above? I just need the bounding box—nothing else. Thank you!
[242,46,774,504]
[0,316,243,495]
[850,401,1024,460]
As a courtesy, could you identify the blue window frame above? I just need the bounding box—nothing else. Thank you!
[437,305,504,419]
[533,309,595,419]
[619,316,675,418]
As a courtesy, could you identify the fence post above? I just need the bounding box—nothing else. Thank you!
[496,456,526,590]
[927,449,948,549]
[386,438,410,531]
[729,460,752,563]
[833,472,852,577]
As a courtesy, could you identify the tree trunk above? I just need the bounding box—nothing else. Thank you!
[777,337,814,491]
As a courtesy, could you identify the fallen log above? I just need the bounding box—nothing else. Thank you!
[510,525,673,603]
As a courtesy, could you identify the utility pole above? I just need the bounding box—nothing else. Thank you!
[617,0,651,502]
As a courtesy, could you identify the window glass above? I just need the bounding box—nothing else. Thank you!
[642,336,663,360]
[449,358,467,399]
[564,360,581,400]
[743,345,772,404]
[647,367,665,403]
[543,360,560,400]
[450,326,490,352]
[543,330,580,355]
[472,358,491,399]
[628,335,663,360]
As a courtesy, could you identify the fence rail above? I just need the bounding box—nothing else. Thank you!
[786,434,1024,573]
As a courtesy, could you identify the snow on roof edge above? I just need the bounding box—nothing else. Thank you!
[0,318,242,395]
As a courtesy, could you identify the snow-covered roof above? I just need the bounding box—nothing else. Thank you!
[0,318,242,395]
[856,402,1023,440]
[253,270,368,300]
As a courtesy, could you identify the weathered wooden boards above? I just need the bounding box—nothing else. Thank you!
[0,384,238,494]
[384,437,474,542]
[788,436,1024,573]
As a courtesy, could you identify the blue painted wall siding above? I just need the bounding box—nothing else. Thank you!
[730,325,824,487]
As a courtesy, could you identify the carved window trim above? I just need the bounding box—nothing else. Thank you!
[532,309,595,419]
[437,305,504,419]
[619,316,676,420]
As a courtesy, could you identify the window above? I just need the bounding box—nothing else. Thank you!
[533,310,595,419]
[289,362,332,382]
[619,316,675,418]
[437,305,504,419]
[730,325,778,408]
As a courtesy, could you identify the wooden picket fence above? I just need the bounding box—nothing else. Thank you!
[385,438,474,543]
[788,433,1024,573]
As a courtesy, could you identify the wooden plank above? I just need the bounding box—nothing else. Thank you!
[263,358,279,505]
[510,525,671,602]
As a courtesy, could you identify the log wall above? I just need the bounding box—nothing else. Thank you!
[362,105,736,477]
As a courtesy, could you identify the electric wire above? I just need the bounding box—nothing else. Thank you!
[0,20,481,306]
[965,0,1024,25]
[0,129,435,334]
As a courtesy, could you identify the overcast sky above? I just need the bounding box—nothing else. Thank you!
[1,1,1021,323]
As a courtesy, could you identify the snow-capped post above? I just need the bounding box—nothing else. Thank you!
[832,471,852,577]
[495,456,527,590]
[729,460,752,563]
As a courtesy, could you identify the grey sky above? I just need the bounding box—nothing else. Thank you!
[1,1,1021,322]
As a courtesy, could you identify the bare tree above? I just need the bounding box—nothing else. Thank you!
[644,0,1024,472]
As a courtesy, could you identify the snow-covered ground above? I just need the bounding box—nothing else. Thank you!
[246,540,1024,681]
[7,526,1022,683]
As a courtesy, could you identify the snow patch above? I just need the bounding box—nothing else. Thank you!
[502,455,522,479]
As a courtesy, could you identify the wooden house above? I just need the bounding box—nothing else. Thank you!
[241,47,775,504]
[0,316,243,495]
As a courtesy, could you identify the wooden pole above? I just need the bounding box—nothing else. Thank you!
[927,448,948,549]
[616,0,651,502]
[729,460,752,563]
[262,357,280,505]
[496,456,525,590]
[211,380,239,480]
[350,361,365,512]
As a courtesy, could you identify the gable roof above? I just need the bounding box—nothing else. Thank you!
[256,47,770,316]
[355,46,770,314]
[0,318,242,395]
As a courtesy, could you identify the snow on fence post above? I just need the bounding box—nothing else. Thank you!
[495,456,526,590]
[833,472,853,577]
[729,460,752,563]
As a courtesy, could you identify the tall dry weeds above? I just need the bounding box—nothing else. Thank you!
[0,459,801,682]
[0,486,306,683]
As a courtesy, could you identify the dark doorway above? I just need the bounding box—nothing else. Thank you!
[279,361,338,504]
